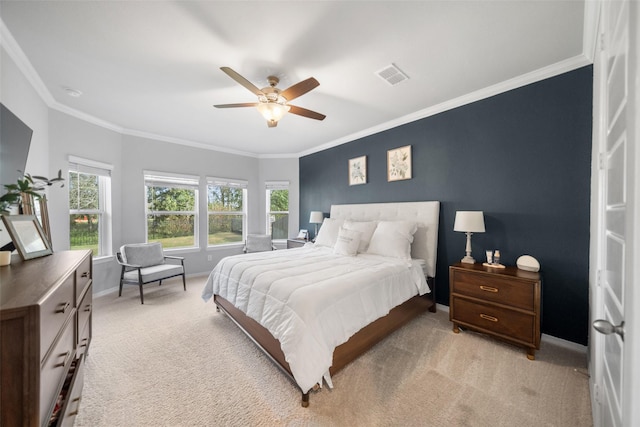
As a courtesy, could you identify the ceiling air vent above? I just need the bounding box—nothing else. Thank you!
[375,64,409,86]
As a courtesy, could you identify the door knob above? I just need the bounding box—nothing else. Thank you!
[593,319,625,340]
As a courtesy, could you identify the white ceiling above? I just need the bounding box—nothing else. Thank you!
[0,1,589,158]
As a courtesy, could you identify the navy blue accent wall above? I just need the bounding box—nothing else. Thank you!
[300,66,593,345]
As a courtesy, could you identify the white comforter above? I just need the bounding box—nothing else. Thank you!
[201,245,429,393]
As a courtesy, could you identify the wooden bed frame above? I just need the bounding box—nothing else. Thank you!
[214,280,435,406]
[212,201,440,407]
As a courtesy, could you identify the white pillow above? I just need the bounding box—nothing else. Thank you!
[342,220,378,253]
[333,227,362,256]
[313,218,344,248]
[366,221,418,260]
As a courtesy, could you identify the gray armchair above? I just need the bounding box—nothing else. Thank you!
[243,234,276,253]
[116,242,186,304]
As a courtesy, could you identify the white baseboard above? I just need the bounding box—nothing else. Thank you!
[93,272,209,299]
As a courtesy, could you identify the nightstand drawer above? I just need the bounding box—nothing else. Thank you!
[451,270,535,311]
[287,239,307,249]
[452,296,534,344]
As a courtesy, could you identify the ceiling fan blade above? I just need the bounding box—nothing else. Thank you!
[213,103,258,108]
[280,77,320,102]
[288,105,326,121]
[220,67,264,96]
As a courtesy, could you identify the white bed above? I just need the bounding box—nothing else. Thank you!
[203,201,440,406]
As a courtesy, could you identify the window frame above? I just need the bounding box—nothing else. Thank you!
[206,177,248,248]
[68,155,113,258]
[265,181,289,241]
[144,171,199,250]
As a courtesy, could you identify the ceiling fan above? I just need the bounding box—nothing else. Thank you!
[214,67,326,128]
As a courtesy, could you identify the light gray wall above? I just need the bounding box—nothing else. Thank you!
[119,134,262,278]
[3,45,301,296]
[258,157,300,248]
[48,110,124,293]
[1,47,49,247]
[48,110,123,252]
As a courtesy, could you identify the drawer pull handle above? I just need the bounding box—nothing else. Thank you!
[56,351,71,368]
[84,304,92,312]
[69,396,82,416]
[56,302,71,314]
[480,313,499,322]
[479,285,499,293]
[81,271,89,278]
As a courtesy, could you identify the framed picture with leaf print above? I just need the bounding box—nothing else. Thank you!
[387,145,412,182]
[348,155,367,185]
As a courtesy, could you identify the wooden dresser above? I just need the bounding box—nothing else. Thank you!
[1,250,93,427]
[449,262,541,360]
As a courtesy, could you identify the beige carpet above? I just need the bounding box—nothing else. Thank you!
[75,276,592,427]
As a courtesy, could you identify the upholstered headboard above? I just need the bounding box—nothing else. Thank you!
[330,201,440,278]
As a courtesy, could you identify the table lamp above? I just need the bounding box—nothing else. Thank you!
[454,211,485,264]
[309,211,324,240]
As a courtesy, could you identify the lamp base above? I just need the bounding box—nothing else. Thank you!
[461,255,476,264]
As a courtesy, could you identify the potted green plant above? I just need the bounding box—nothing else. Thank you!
[0,170,64,215]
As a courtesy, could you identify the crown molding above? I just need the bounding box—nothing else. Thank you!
[2,15,594,161]
[121,128,259,158]
[297,54,592,158]
[0,19,54,105]
[582,0,601,63]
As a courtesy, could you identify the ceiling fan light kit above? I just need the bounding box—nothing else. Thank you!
[215,67,325,128]
[257,102,290,126]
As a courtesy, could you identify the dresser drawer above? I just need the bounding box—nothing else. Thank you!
[451,270,535,311]
[77,325,91,358]
[451,296,535,345]
[77,283,92,340]
[40,273,75,362]
[75,255,92,304]
[40,315,75,423]
[58,354,86,427]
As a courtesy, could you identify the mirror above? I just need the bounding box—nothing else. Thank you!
[20,193,52,248]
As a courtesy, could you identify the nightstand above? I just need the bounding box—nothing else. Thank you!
[449,263,541,360]
[286,239,307,249]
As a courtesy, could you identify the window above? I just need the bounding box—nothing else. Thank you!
[207,177,247,246]
[266,181,289,240]
[69,156,113,257]
[145,172,198,249]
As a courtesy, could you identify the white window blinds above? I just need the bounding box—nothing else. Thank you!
[68,155,113,176]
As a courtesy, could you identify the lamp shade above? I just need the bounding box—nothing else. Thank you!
[454,211,485,233]
[309,211,324,224]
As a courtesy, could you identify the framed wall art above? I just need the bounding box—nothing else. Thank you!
[387,145,412,181]
[349,155,367,185]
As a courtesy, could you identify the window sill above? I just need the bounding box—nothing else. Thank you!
[162,247,201,255]
[207,243,244,251]
[93,255,114,264]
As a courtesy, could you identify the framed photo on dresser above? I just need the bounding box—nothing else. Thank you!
[1,214,53,260]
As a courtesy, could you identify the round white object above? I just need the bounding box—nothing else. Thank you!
[517,255,540,272]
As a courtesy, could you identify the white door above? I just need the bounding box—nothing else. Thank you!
[590,0,640,426]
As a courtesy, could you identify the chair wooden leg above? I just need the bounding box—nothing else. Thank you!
[139,283,144,304]
[182,273,186,291]
[159,280,162,286]
[119,280,123,297]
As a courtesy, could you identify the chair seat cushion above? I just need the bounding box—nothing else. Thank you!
[123,264,184,284]
[245,234,273,253]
